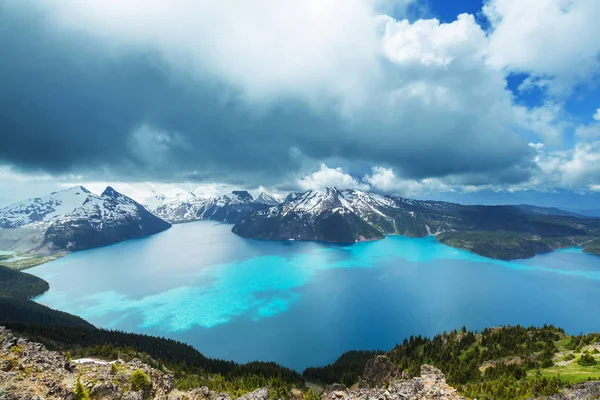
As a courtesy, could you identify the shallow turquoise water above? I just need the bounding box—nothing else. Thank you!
[30,221,600,370]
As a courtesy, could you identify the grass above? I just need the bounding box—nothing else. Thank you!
[530,344,600,384]
[3,253,66,270]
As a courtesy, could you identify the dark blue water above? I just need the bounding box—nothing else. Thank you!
[30,221,600,370]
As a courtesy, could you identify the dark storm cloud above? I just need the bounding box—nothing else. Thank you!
[0,4,535,186]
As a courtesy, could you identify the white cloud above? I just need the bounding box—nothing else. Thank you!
[37,0,383,109]
[0,166,62,207]
[575,124,600,140]
[298,164,369,191]
[7,0,600,195]
[521,102,569,146]
[364,167,452,196]
[19,0,547,181]
[484,0,600,96]
[527,142,600,189]
[594,108,600,121]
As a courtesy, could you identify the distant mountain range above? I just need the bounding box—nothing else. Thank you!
[151,190,278,224]
[0,186,170,262]
[1,186,599,263]
[231,187,600,260]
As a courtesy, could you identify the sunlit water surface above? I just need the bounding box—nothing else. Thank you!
[30,221,600,370]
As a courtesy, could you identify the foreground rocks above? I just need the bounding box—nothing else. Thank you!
[531,381,600,399]
[0,327,467,400]
[324,364,465,400]
[0,326,232,400]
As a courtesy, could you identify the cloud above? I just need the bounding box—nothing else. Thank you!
[0,0,598,198]
[521,102,569,146]
[364,167,453,196]
[594,108,600,121]
[484,0,600,96]
[527,142,600,189]
[298,164,370,191]
[35,0,383,108]
[0,2,537,187]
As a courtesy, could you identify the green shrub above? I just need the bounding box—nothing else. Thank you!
[562,354,575,361]
[129,369,152,392]
[110,362,121,375]
[577,353,597,366]
[74,375,89,400]
[304,389,321,400]
[540,359,554,368]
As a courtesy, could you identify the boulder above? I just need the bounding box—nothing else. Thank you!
[358,355,402,388]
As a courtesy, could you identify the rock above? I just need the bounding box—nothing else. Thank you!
[90,381,122,400]
[324,384,347,393]
[358,355,402,388]
[0,359,13,372]
[531,380,600,399]
[290,388,305,400]
[325,363,465,400]
[124,391,146,400]
[238,388,269,400]
[64,361,77,373]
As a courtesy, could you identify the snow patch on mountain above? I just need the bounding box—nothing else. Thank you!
[152,190,271,224]
[0,186,171,254]
[0,186,96,229]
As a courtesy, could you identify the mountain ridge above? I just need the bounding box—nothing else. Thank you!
[0,186,171,266]
[232,187,600,259]
[152,190,273,224]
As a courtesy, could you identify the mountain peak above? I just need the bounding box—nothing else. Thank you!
[51,185,92,196]
[101,186,121,198]
[232,190,253,200]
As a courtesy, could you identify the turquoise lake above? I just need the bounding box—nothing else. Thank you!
[30,221,600,370]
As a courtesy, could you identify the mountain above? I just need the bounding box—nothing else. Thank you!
[255,192,285,206]
[232,187,600,259]
[0,186,171,257]
[232,188,387,242]
[515,204,586,218]
[142,189,169,210]
[153,190,271,224]
[43,186,171,251]
[0,186,94,229]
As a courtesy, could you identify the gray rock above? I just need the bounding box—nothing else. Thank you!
[237,388,269,400]
[359,356,402,388]
[531,381,600,399]
[90,381,122,400]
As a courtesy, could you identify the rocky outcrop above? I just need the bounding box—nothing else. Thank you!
[324,365,465,400]
[0,326,232,400]
[531,381,600,399]
[0,327,466,400]
[358,355,403,388]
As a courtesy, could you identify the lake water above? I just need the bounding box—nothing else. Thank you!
[29,221,600,371]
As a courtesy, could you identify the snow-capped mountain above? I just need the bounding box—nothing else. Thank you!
[232,188,386,242]
[0,186,171,253]
[142,190,169,211]
[232,187,499,241]
[254,192,284,206]
[0,186,94,229]
[44,186,171,251]
[153,190,271,224]
[232,187,598,256]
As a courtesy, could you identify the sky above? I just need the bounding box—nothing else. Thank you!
[1,0,600,209]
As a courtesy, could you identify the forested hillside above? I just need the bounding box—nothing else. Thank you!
[0,264,49,299]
